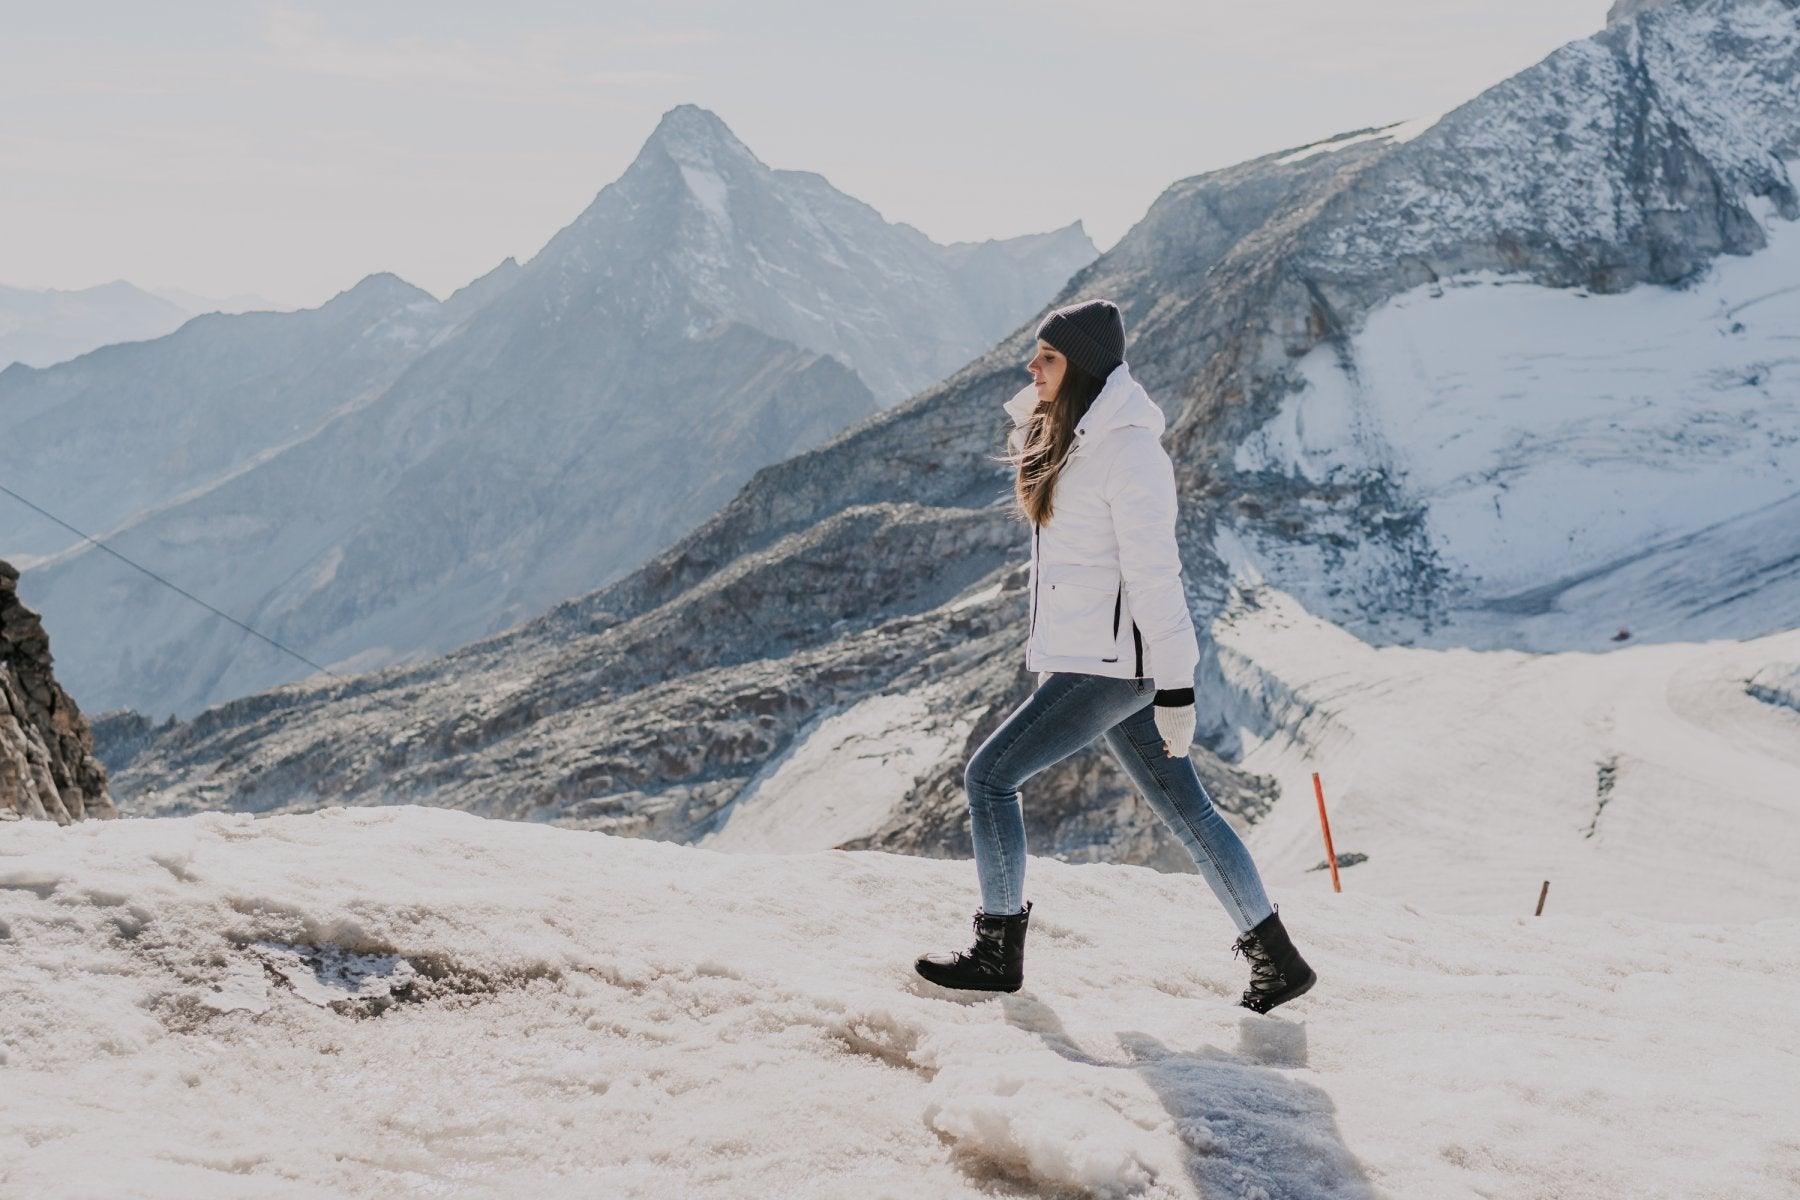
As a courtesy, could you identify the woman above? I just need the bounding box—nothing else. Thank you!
[914,298,1316,1014]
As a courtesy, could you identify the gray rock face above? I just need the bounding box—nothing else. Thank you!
[99,1,1800,873]
[1,560,111,822]
[7,104,1095,720]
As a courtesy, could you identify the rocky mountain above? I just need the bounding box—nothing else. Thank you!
[6,104,1095,719]
[0,280,192,371]
[96,0,1800,882]
[1,560,110,822]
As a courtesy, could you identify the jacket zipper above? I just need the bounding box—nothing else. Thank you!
[1029,521,1040,648]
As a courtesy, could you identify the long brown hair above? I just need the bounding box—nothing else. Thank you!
[999,358,1108,527]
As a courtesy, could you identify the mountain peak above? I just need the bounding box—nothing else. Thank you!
[323,272,434,312]
[639,104,761,170]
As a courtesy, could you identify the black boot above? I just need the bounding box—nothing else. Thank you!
[1231,906,1316,1013]
[914,902,1031,992]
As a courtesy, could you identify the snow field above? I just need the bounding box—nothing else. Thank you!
[1209,584,1800,923]
[4,806,1796,1199]
[1236,195,1800,643]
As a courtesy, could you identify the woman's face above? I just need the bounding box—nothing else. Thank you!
[1026,340,1065,403]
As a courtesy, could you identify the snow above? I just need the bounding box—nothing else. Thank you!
[1206,579,1800,922]
[4,805,1796,1198]
[1314,2,1800,274]
[948,580,1002,611]
[1236,196,1800,645]
[1273,115,1439,166]
[678,164,733,235]
[696,684,987,852]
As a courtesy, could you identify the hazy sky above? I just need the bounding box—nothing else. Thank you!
[6,0,1613,307]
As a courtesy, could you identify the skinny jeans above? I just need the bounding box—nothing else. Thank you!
[965,670,1275,934]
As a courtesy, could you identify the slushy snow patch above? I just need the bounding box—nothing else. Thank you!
[3,806,1796,1198]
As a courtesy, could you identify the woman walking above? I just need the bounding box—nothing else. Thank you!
[914,298,1316,1014]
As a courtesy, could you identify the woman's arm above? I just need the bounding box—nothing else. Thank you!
[1102,430,1201,694]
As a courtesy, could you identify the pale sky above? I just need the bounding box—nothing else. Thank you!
[5,0,1613,307]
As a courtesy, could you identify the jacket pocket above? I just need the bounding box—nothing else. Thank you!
[1036,561,1121,658]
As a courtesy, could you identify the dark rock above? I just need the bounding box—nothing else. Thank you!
[1,561,113,821]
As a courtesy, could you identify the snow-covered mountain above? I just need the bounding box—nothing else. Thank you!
[3,805,1795,1198]
[0,280,192,370]
[5,104,1095,718]
[96,0,1800,906]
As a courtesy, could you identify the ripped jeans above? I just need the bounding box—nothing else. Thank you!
[964,670,1275,934]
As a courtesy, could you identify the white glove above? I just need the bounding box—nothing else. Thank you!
[1153,698,1196,758]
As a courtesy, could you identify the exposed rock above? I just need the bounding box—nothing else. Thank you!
[0,560,112,821]
[1747,663,1800,712]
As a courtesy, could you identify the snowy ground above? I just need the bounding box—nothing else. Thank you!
[4,806,1797,1199]
[1213,585,1800,923]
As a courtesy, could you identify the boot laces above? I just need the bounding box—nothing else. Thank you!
[954,914,1008,971]
[1233,930,1284,992]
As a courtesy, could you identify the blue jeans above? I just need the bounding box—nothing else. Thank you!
[965,671,1276,934]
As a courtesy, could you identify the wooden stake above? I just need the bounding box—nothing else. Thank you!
[1312,772,1341,893]
[1534,880,1550,917]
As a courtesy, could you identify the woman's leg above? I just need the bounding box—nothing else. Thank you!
[1101,701,1276,935]
[966,672,1152,915]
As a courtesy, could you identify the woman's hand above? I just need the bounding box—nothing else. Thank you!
[1152,687,1196,757]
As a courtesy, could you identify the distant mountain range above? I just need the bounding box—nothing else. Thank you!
[2,103,1095,718]
[91,1,1800,889]
[0,280,287,370]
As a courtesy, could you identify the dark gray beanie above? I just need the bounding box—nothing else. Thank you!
[1036,298,1125,379]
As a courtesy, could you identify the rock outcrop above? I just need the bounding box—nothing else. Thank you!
[1,560,112,822]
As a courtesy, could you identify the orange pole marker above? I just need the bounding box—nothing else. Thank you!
[1313,772,1341,893]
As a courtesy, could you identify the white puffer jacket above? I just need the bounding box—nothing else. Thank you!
[1004,361,1200,692]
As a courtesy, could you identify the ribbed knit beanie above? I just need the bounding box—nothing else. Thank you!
[1036,298,1125,380]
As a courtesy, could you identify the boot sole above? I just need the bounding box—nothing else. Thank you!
[913,963,1022,993]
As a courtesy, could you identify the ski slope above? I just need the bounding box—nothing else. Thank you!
[3,806,1796,1199]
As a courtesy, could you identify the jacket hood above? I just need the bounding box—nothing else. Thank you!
[1002,361,1165,444]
